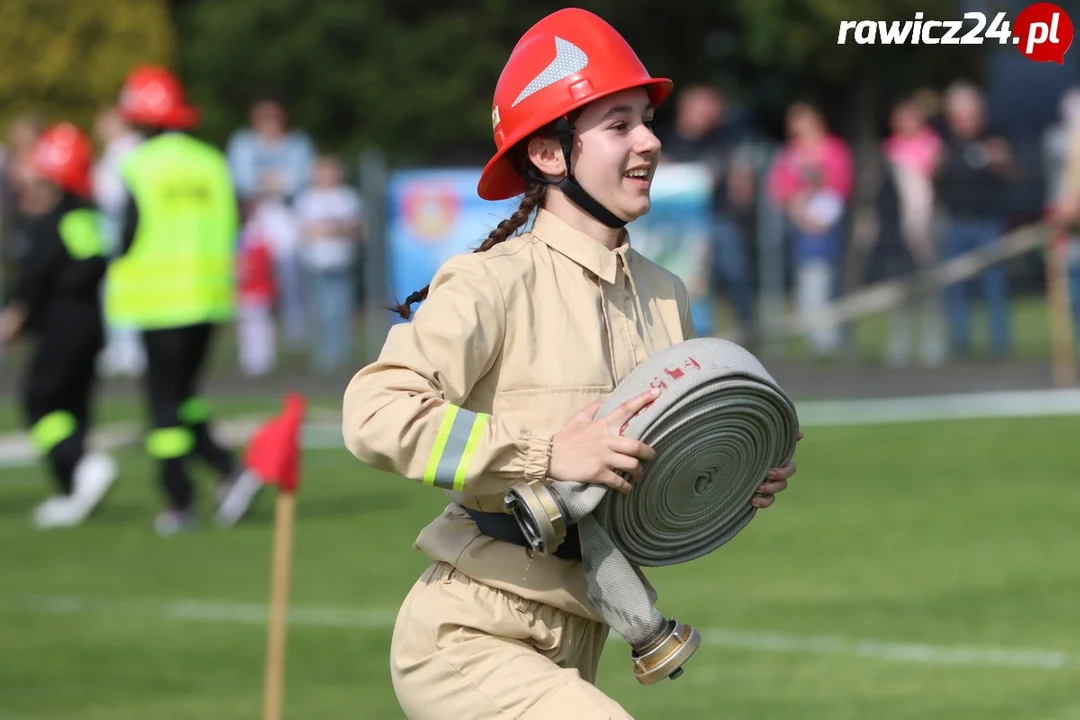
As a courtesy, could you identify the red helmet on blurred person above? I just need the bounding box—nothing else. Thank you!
[118,65,199,130]
[28,123,94,198]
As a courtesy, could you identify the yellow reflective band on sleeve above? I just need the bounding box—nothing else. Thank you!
[424,406,458,487]
[30,410,76,453]
[453,413,489,492]
[146,427,195,459]
[423,406,490,492]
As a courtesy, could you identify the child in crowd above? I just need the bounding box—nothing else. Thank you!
[294,155,362,373]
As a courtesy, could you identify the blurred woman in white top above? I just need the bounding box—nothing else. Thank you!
[294,155,362,373]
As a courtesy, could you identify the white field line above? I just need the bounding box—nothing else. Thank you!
[795,388,1080,427]
[4,594,1075,672]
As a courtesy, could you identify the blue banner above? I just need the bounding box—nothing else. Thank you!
[385,163,715,323]
[386,169,518,308]
[626,162,714,300]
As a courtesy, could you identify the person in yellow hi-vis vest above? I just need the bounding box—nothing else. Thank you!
[0,123,118,528]
[110,65,254,535]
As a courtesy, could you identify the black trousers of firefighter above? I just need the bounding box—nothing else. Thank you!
[23,308,103,494]
[141,322,236,510]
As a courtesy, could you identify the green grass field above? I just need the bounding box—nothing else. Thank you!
[1,406,1079,719]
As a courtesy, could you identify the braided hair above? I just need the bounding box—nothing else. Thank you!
[390,181,546,320]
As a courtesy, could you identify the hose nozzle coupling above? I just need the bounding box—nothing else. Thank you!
[503,479,567,555]
[631,618,701,685]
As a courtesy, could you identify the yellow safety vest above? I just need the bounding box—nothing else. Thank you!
[105,133,238,329]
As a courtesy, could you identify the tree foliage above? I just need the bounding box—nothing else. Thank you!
[170,0,984,164]
[174,0,521,164]
[0,0,176,139]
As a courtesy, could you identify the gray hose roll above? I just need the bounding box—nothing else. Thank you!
[536,338,800,653]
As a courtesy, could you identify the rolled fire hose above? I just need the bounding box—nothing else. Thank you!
[504,338,800,684]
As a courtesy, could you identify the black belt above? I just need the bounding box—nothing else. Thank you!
[463,507,582,561]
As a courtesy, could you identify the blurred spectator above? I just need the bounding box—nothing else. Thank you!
[935,81,1015,359]
[91,106,146,378]
[91,107,143,234]
[880,96,946,367]
[295,155,362,373]
[766,101,854,356]
[226,95,315,205]
[1044,87,1080,210]
[226,95,314,349]
[1,113,44,258]
[915,88,946,136]
[245,190,303,350]
[1045,87,1080,342]
[236,214,277,377]
[1,113,44,218]
[660,84,755,337]
[0,114,44,366]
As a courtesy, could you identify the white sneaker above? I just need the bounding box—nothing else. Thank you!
[75,451,117,493]
[30,452,117,529]
[70,452,117,515]
[31,495,78,528]
[214,469,265,528]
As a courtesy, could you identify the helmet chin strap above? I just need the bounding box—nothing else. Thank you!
[545,116,628,230]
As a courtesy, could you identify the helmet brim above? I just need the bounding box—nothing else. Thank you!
[29,157,93,199]
[120,104,200,131]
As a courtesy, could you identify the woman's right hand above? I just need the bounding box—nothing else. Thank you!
[547,389,660,494]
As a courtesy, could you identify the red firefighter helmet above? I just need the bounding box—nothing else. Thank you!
[478,8,673,201]
[118,65,199,130]
[28,123,94,198]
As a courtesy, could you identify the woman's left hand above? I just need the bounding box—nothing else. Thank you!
[752,430,803,509]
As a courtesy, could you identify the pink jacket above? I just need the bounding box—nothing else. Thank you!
[882,128,942,177]
[766,134,854,205]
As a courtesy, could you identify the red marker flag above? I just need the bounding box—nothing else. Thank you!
[244,392,307,494]
[257,392,307,720]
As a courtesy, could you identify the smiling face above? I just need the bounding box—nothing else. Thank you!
[571,88,662,221]
[528,87,662,223]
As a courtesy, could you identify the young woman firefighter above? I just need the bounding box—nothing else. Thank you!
[0,123,118,528]
[343,9,800,719]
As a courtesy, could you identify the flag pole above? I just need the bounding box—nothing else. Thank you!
[1048,228,1077,387]
[250,392,306,720]
[263,486,296,720]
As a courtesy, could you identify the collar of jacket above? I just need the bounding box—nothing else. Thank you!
[529,208,632,285]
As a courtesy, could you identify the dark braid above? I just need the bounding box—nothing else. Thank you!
[389,181,546,320]
[474,181,545,252]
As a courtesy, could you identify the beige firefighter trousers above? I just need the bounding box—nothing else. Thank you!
[389,561,635,719]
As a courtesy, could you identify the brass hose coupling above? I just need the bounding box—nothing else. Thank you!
[631,618,701,685]
[503,479,567,555]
